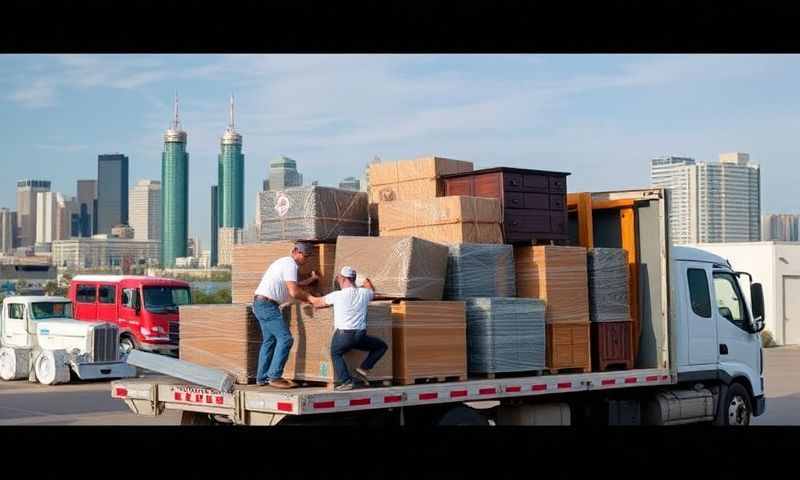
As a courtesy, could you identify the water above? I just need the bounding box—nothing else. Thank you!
[191,281,230,294]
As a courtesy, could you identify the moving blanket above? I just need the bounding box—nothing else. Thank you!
[587,248,631,323]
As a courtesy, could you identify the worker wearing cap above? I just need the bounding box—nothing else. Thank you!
[253,242,319,389]
[309,266,388,391]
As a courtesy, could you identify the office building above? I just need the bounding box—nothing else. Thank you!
[217,227,242,266]
[35,192,71,244]
[263,155,302,191]
[96,153,130,234]
[210,185,219,267]
[0,209,16,254]
[338,176,360,191]
[650,153,761,244]
[52,237,160,270]
[161,94,190,268]
[129,179,161,241]
[76,179,97,237]
[16,179,51,247]
[111,224,135,239]
[762,214,800,242]
[218,95,245,229]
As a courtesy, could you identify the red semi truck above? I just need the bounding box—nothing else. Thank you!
[68,275,191,357]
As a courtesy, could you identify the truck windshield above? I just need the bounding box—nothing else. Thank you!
[31,302,73,320]
[143,287,191,313]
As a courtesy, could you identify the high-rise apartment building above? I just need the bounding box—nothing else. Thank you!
[650,152,761,244]
[762,214,800,242]
[210,185,219,267]
[338,176,361,191]
[0,208,17,254]
[263,155,302,191]
[96,154,130,234]
[129,180,161,241]
[76,179,97,237]
[161,94,190,268]
[218,95,245,229]
[16,179,51,247]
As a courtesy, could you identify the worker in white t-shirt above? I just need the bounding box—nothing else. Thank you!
[309,266,388,391]
[253,242,319,389]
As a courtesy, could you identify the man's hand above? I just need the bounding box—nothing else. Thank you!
[298,271,320,287]
[362,277,375,291]
[308,295,329,309]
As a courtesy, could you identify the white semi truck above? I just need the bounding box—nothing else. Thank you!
[0,295,137,384]
[110,189,767,426]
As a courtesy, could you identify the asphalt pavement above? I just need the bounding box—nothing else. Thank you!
[0,347,797,425]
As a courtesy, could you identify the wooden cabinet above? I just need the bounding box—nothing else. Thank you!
[591,320,634,372]
[441,167,570,243]
[545,322,591,373]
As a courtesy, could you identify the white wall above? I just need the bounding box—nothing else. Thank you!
[687,242,800,345]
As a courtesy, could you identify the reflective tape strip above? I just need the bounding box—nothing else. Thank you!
[479,387,496,395]
[313,401,335,410]
[532,384,547,391]
[419,392,438,401]
[601,379,616,386]
[506,386,521,393]
[350,398,370,406]
[557,382,571,390]
[277,402,294,412]
[450,390,468,398]
[384,395,402,404]
[646,375,659,382]
[624,377,637,384]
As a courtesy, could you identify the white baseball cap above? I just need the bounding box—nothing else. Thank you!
[340,266,357,279]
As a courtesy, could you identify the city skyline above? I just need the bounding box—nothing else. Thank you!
[3,54,800,247]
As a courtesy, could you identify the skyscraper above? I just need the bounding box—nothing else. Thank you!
[0,208,17,254]
[16,179,51,247]
[263,155,302,191]
[218,95,245,229]
[338,176,361,191]
[210,185,219,267]
[762,214,800,241]
[76,179,97,237]
[161,94,190,267]
[650,152,761,244]
[129,179,162,241]
[96,153,130,234]
[36,192,70,244]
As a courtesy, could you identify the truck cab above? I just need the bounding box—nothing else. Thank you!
[68,275,192,357]
[671,246,766,423]
[0,295,136,384]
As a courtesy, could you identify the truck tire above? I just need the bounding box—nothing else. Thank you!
[120,335,136,359]
[436,405,491,426]
[34,350,71,385]
[718,383,752,426]
[0,347,29,381]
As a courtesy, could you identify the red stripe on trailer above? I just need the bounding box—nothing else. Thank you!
[532,384,547,392]
[625,377,637,384]
[277,402,294,412]
[646,376,659,382]
[662,375,669,381]
[195,394,203,402]
[557,382,571,390]
[506,386,521,393]
[313,401,336,410]
[350,398,371,406]
[450,390,468,398]
[384,395,402,404]
[419,392,438,401]
[173,392,181,401]
[601,379,616,386]
[479,388,497,395]
[215,396,224,405]
[114,387,128,398]
[206,395,213,404]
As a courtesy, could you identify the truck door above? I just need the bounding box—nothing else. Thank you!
[783,276,800,345]
[2,302,30,348]
[712,271,762,396]
[97,284,117,323]
[74,283,98,320]
[684,262,718,366]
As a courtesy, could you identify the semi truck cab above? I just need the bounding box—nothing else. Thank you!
[672,246,766,423]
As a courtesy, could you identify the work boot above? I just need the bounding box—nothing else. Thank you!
[334,380,354,391]
[353,367,370,384]
[268,378,295,389]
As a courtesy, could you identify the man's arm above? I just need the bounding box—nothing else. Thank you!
[298,270,320,287]
[308,295,331,309]
[361,278,390,301]
[286,281,311,303]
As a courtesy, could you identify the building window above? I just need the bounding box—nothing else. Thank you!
[76,285,96,303]
[687,268,712,318]
[98,285,116,304]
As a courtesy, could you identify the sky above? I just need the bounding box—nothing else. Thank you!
[1,54,799,248]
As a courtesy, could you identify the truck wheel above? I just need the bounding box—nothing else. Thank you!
[720,383,752,426]
[436,405,491,426]
[180,411,214,425]
[0,347,29,381]
[120,336,136,359]
[35,350,71,385]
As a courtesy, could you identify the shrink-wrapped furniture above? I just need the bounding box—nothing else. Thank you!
[443,243,516,300]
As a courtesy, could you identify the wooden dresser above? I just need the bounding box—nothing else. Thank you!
[440,167,570,243]
[591,320,634,372]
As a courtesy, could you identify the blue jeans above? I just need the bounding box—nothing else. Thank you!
[253,299,294,384]
[330,329,388,384]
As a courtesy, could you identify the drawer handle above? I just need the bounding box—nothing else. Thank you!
[510,180,520,186]
[512,220,519,226]
[512,198,520,205]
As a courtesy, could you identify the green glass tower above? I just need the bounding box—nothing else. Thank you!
[218,95,244,228]
[161,94,189,267]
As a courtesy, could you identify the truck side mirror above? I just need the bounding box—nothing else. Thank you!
[750,283,765,333]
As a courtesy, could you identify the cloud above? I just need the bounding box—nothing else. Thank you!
[9,79,56,108]
[34,144,89,152]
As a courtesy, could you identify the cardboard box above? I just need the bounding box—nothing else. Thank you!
[257,186,369,242]
[367,156,473,205]
[391,301,467,385]
[178,304,261,384]
[282,302,393,384]
[334,235,449,300]
[515,245,590,323]
[231,242,336,304]
[378,196,503,244]
[444,243,516,300]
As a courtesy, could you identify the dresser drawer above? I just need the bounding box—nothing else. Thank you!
[551,211,566,234]
[443,176,474,197]
[503,173,525,191]
[549,176,567,192]
[505,210,551,233]
[505,192,525,209]
[523,174,549,192]
[474,172,503,198]
[550,194,565,210]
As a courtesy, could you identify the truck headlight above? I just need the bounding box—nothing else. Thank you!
[140,326,151,336]
[151,326,166,334]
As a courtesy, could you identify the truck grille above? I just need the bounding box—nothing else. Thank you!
[91,324,119,362]
[169,321,179,345]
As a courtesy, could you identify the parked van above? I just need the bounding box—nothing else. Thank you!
[68,275,191,357]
